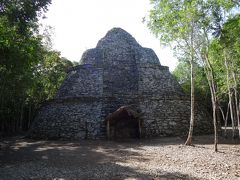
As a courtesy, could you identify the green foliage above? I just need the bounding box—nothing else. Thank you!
[148,0,239,46]
[0,0,51,34]
[147,0,239,98]
[148,0,201,44]
[0,13,44,132]
[0,0,77,134]
[173,61,210,101]
[148,1,240,140]
[32,51,74,102]
[208,14,240,101]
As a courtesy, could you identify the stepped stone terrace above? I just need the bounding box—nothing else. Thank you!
[30,28,212,140]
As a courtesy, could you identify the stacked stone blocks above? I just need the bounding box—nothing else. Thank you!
[30,28,212,139]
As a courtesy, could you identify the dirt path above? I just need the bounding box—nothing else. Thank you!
[0,135,239,180]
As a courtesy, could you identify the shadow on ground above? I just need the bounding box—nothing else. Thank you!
[0,136,209,180]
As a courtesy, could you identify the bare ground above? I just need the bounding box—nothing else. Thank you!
[0,135,239,180]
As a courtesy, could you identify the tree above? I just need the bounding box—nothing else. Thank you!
[0,14,45,133]
[207,14,240,139]
[147,0,208,146]
[32,51,75,102]
[221,15,240,138]
[0,0,80,135]
[0,0,55,134]
[0,0,51,35]
[173,61,211,105]
[147,0,240,151]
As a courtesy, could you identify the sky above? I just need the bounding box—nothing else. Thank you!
[40,0,178,71]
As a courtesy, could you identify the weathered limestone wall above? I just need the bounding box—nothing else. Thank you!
[140,97,212,137]
[56,65,103,99]
[30,98,103,139]
[103,62,138,95]
[31,96,212,139]
[138,65,185,96]
[136,48,160,64]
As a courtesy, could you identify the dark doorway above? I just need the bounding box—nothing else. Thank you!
[106,106,141,139]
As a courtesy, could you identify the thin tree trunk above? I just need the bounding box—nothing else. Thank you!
[232,70,240,138]
[202,53,218,152]
[212,99,218,152]
[20,102,24,132]
[185,27,195,146]
[208,76,218,152]
[185,58,195,145]
[219,103,230,137]
[28,104,32,129]
[0,78,6,117]
[224,51,236,138]
[239,99,240,136]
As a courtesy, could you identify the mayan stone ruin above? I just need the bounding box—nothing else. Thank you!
[30,27,212,139]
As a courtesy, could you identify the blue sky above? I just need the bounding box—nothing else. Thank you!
[40,0,178,71]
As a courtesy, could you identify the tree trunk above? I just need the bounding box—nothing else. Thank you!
[208,75,218,152]
[212,100,218,152]
[219,104,230,137]
[185,28,195,146]
[20,102,24,132]
[228,94,236,138]
[232,70,240,138]
[28,104,32,129]
[224,51,236,138]
[202,53,218,152]
[185,58,195,145]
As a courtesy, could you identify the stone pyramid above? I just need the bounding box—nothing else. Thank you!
[30,28,212,139]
